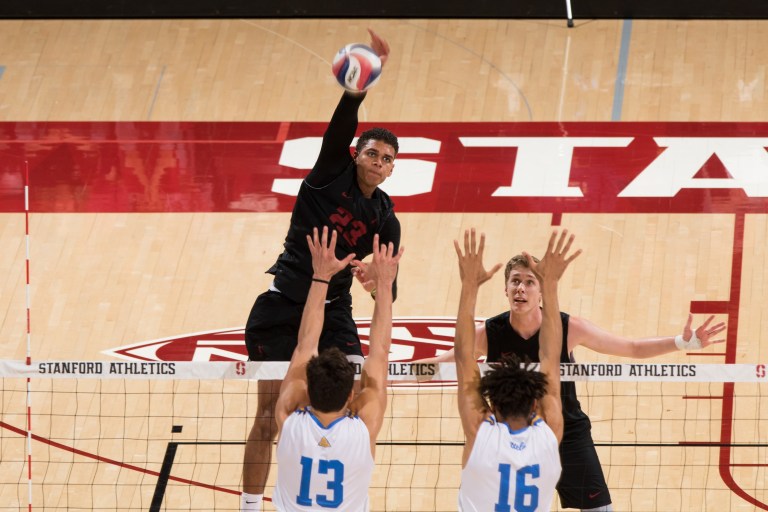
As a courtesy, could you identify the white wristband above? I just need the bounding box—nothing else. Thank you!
[687,332,702,350]
[675,333,702,351]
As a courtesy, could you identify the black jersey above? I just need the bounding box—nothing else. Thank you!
[267,92,400,303]
[484,311,589,427]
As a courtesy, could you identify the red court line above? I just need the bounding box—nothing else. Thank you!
[0,420,240,496]
[717,213,768,510]
[689,301,730,314]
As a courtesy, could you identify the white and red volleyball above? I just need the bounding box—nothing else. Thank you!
[332,43,382,93]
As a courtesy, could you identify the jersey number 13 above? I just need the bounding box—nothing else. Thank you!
[297,456,344,508]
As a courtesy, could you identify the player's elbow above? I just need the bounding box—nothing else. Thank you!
[551,418,564,444]
[540,396,564,443]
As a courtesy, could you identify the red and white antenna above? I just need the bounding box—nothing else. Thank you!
[24,160,33,511]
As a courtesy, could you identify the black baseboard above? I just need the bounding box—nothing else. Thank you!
[2,0,767,20]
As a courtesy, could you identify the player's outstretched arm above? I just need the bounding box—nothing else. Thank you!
[453,229,502,464]
[525,230,581,443]
[354,235,403,453]
[275,227,355,427]
[570,311,726,359]
[308,30,390,187]
[413,324,490,364]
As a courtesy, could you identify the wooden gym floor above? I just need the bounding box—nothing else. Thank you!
[0,18,767,511]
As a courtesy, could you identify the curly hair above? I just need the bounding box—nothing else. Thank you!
[356,127,399,155]
[479,354,548,421]
[306,347,356,413]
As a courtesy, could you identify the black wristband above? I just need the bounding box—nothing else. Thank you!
[312,277,330,285]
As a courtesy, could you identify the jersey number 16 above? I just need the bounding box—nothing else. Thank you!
[496,463,540,512]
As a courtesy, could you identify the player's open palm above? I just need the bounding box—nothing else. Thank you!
[307,226,356,281]
[454,228,502,287]
[526,230,582,284]
[367,234,403,288]
[682,313,727,348]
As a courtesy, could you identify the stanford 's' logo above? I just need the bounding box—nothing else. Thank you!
[102,317,465,363]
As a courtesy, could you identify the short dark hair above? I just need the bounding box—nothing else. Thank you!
[504,254,540,284]
[306,347,355,413]
[480,354,548,421]
[356,127,399,155]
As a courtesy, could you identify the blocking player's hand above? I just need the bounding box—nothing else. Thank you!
[453,228,502,288]
[367,234,403,290]
[525,230,581,284]
[351,260,377,293]
[306,226,356,282]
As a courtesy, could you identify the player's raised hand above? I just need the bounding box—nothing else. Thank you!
[306,226,356,282]
[367,234,403,289]
[368,29,390,67]
[453,228,502,287]
[351,260,376,292]
[679,313,727,350]
[525,229,582,284]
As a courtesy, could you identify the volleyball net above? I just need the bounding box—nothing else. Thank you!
[1,361,766,511]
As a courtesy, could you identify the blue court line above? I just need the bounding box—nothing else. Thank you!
[0,66,6,80]
[147,64,167,120]
[611,19,633,121]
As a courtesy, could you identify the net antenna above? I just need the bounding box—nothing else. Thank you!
[565,0,575,27]
[24,160,33,510]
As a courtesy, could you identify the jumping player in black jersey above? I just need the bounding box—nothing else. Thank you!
[240,30,400,512]
[420,244,726,511]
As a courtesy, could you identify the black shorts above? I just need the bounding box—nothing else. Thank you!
[244,289,362,361]
[556,418,612,509]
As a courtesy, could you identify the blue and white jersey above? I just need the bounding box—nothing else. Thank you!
[458,415,561,512]
[273,407,374,511]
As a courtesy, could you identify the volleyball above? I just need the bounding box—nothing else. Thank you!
[332,43,382,93]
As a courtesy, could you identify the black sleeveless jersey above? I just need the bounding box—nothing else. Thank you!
[267,92,400,303]
[485,311,589,426]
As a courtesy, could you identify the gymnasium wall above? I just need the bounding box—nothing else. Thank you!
[1,0,767,19]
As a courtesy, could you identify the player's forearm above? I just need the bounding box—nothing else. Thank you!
[296,280,329,352]
[307,92,366,186]
[630,337,680,358]
[380,219,401,302]
[365,285,393,390]
[455,283,480,369]
[539,279,562,379]
[326,92,364,146]
[368,284,393,360]
[415,348,456,364]
[584,332,679,358]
